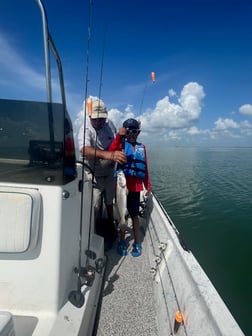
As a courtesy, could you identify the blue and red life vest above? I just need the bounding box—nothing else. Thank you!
[124,141,146,179]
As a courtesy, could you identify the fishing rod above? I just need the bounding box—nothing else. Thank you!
[85,5,111,246]
[72,0,109,305]
[80,0,93,260]
[68,0,95,308]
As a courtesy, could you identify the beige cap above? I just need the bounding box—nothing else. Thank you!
[89,99,108,119]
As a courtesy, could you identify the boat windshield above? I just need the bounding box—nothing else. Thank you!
[0,98,76,185]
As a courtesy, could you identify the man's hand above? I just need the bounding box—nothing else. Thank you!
[110,150,126,164]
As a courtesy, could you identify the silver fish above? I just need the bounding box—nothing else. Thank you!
[116,170,128,230]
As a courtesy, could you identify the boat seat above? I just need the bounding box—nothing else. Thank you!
[0,187,41,253]
[0,311,15,336]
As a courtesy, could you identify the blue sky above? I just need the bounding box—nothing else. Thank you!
[1,0,252,148]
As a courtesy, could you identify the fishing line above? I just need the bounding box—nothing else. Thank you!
[89,4,110,237]
[93,3,109,157]
[80,0,109,266]
[139,83,147,115]
[139,72,155,114]
[145,209,173,332]
[146,193,189,335]
[97,15,107,101]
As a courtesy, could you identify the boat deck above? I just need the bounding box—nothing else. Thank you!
[96,217,159,336]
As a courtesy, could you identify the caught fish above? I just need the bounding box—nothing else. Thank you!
[116,170,128,230]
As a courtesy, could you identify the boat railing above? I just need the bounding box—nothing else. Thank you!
[36,0,67,110]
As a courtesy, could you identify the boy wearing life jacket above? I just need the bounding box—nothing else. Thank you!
[109,118,151,257]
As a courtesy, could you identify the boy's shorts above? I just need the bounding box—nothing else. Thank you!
[127,191,140,218]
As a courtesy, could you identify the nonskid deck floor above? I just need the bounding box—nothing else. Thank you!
[96,218,158,336]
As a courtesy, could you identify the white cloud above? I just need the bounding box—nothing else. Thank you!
[140,82,205,131]
[168,130,181,140]
[178,82,205,117]
[73,84,252,147]
[108,105,134,128]
[239,104,252,116]
[239,120,252,136]
[168,88,176,97]
[188,126,201,135]
[214,118,239,130]
[240,120,252,129]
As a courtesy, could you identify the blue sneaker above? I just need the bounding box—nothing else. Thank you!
[117,240,127,256]
[131,243,142,257]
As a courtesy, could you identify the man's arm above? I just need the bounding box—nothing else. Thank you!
[81,146,126,165]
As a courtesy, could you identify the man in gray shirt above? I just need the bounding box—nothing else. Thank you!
[78,98,126,248]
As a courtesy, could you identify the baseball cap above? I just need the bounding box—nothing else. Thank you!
[123,118,140,129]
[88,99,108,119]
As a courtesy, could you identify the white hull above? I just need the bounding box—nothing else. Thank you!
[0,2,107,333]
[0,164,105,336]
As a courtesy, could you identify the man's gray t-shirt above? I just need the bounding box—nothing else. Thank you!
[78,118,117,176]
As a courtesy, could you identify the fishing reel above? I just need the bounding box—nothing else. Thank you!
[68,255,106,308]
[80,265,96,287]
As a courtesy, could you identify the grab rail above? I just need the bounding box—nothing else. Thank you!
[36,0,67,112]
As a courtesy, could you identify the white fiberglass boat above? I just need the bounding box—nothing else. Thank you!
[0,1,105,335]
[0,1,245,335]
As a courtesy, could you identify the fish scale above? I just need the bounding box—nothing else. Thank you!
[116,170,128,230]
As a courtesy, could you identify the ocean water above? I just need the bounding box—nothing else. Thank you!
[147,147,252,335]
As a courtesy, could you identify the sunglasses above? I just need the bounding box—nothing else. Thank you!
[126,129,140,135]
[91,118,106,122]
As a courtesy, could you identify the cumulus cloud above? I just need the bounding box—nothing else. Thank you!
[108,105,134,127]
[140,82,205,131]
[214,118,239,130]
[240,120,252,129]
[179,82,205,116]
[239,104,252,116]
[73,83,208,146]
[75,82,206,131]
[188,126,201,135]
[239,120,252,136]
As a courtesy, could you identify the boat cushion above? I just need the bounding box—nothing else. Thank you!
[0,187,41,253]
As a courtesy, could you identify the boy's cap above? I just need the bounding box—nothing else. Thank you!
[123,118,139,129]
[90,99,108,119]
